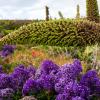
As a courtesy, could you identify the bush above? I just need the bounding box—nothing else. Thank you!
[86,0,99,23]
[0,19,100,47]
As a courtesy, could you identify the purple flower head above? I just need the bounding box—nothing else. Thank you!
[22,78,40,96]
[58,64,73,78]
[3,45,16,52]
[10,66,29,91]
[73,59,82,74]
[55,77,73,93]
[82,70,97,79]
[38,74,55,91]
[1,50,10,57]
[91,77,100,95]
[72,96,85,100]
[0,88,14,98]
[64,81,80,97]
[54,60,82,94]
[26,65,36,78]
[0,45,15,58]
[64,81,90,98]
[0,65,3,74]
[40,60,59,75]
[0,74,11,89]
[57,63,81,81]
[35,68,43,79]
[77,85,90,98]
[80,70,99,94]
[55,82,65,93]
[15,64,25,69]
[56,59,82,82]
[49,69,60,84]
[56,92,71,100]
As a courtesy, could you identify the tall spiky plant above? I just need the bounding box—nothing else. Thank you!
[86,0,99,23]
[45,6,49,21]
[76,5,80,19]
[58,11,64,19]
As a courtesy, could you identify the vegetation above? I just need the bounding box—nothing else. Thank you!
[86,0,99,22]
[0,45,100,100]
[0,19,100,47]
[0,0,100,99]
[58,11,64,19]
[0,44,100,75]
[76,5,80,19]
[0,20,33,37]
[45,6,49,21]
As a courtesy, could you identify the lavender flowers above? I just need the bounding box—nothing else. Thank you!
[0,45,15,58]
[0,58,99,100]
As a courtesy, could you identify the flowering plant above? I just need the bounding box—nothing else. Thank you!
[0,45,99,99]
[0,45,15,58]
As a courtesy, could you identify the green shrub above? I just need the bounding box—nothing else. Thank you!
[86,0,99,23]
[1,29,13,36]
[0,19,100,47]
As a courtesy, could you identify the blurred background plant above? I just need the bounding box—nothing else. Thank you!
[0,44,100,75]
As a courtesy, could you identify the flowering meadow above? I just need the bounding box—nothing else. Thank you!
[0,45,99,100]
[0,0,100,100]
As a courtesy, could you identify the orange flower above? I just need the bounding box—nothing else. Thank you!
[32,50,37,57]
[32,50,45,58]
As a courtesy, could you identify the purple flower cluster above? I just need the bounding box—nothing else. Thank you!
[0,59,99,99]
[0,64,37,98]
[26,65,36,78]
[10,64,36,91]
[22,78,40,96]
[0,74,11,89]
[0,88,14,98]
[20,59,100,99]
[0,45,15,58]
[80,70,100,95]
[10,69,28,91]
[0,67,15,99]
[55,59,83,94]
[56,59,82,81]
[54,59,100,100]
[72,96,85,100]
[22,60,59,96]
[40,60,59,75]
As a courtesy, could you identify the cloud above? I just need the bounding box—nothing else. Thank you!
[0,0,37,8]
[0,0,99,19]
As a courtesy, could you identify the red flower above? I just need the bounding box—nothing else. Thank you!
[32,51,37,57]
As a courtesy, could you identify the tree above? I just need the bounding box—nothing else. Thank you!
[58,11,64,19]
[86,0,99,23]
[76,5,80,19]
[45,6,49,21]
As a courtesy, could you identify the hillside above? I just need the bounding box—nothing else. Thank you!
[0,19,100,47]
[0,20,41,38]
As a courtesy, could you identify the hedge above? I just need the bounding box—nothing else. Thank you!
[0,19,100,47]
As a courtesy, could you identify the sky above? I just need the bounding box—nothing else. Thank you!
[0,0,100,19]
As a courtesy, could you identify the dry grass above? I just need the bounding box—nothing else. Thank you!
[6,46,73,69]
[2,45,100,75]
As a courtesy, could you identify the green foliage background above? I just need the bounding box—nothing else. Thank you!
[0,20,39,37]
